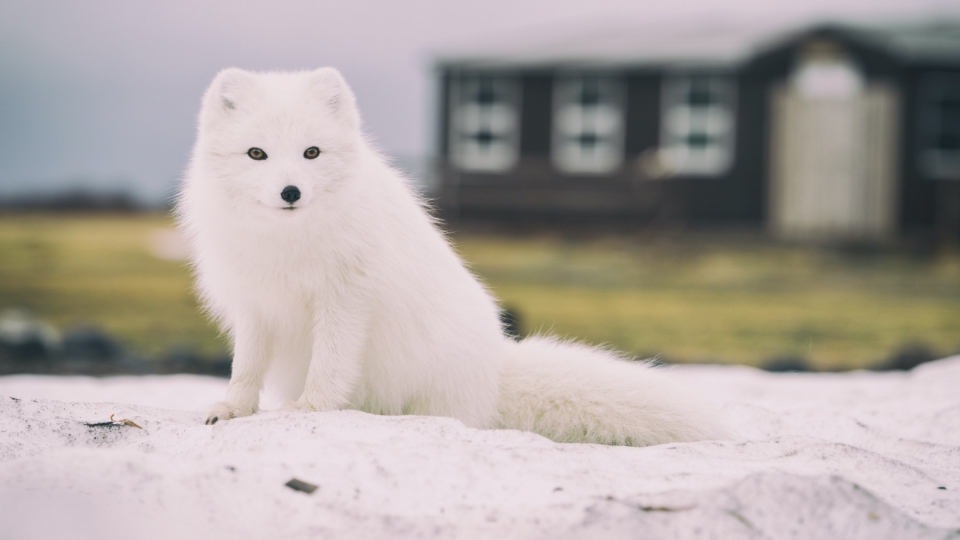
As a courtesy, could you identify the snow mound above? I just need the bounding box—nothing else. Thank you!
[1,358,959,539]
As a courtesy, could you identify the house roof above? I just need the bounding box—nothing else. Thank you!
[862,21,960,62]
[435,18,960,70]
[436,19,773,69]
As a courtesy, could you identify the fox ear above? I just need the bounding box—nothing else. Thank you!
[309,67,360,128]
[203,68,255,115]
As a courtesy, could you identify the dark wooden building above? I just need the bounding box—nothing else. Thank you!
[434,21,960,242]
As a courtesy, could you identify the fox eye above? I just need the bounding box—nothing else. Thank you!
[304,146,321,159]
[247,148,267,160]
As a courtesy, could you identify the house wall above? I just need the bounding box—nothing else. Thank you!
[518,73,553,157]
[680,70,767,224]
[898,64,960,240]
[437,67,768,227]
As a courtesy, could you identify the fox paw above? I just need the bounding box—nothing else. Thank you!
[282,396,337,413]
[281,400,308,412]
[205,401,256,425]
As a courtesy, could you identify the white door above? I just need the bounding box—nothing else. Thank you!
[769,82,899,241]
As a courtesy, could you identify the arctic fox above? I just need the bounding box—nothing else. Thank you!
[177,68,726,446]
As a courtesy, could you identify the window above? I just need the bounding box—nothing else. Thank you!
[552,76,624,174]
[660,75,736,176]
[919,73,960,180]
[449,76,520,173]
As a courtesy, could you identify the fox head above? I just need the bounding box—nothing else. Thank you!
[191,68,363,215]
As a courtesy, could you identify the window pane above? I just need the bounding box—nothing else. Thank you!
[919,74,960,180]
[660,75,737,176]
[552,76,625,175]
[450,76,520,173]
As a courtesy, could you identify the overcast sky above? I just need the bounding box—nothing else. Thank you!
[1,0,957,202]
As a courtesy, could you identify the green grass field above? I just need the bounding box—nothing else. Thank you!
[1,213,958,370]
[454,234,960,369]
[0,213,225,357]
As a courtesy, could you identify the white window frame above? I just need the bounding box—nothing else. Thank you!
[659,75,737,176]
[448,75,520,173]
[918,73,960,180]
[551,75,625,175]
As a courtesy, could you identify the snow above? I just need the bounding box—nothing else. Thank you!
[1,359,958,540]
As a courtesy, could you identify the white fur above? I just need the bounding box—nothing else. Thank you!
[177,68,727,446]
[499,337,726,445]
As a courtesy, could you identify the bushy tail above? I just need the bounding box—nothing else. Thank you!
[497,336,728,446]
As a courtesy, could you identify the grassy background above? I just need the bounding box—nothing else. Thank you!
[454,235,960,370]
[1,213,959,369]
[0,213,225,356]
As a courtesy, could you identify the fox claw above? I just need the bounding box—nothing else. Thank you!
[204,401,254,425]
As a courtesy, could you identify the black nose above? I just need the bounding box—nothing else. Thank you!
[280,185,301,204]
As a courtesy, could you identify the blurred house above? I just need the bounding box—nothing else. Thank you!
[434,21,960,242]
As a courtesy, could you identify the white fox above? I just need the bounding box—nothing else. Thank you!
[177,68,726,446]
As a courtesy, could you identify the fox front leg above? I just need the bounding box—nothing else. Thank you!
[292,294,368,412]
[206,320,272,424]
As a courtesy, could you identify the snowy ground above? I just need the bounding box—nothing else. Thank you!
[0,359,958,540]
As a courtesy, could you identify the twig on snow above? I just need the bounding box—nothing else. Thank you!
[83,414,142,429]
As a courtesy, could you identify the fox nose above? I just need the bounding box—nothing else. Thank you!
[280,185,301,204]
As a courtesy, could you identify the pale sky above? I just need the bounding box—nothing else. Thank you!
[1,0,957,202]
